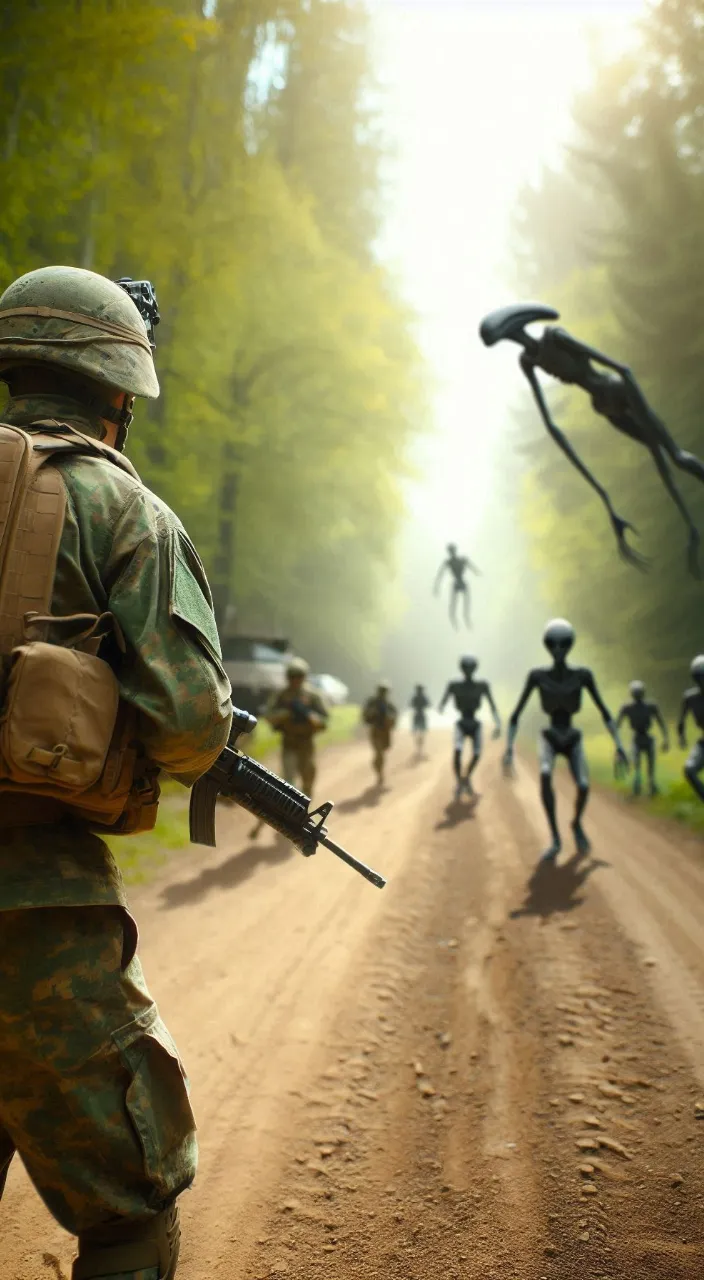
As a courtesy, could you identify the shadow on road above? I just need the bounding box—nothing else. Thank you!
[435,796,478,830]
[160,838,294,909]
[510,852,609,922]
[335,784,384,814]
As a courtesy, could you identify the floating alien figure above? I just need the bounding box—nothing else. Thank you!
[480,303,704,575]
[434,543,480,628]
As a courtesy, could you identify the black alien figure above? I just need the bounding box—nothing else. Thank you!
[410,684,431,755]
[433,543,480,628]
[480,303,704,575]
[615,681,669,797]
[504,619,628,860]
[678,655,704,802]
[438,655,501,799]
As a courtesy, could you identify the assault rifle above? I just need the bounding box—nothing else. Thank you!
[189,708,386,889]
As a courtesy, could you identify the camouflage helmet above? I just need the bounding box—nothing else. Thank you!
[286,656,310,678]
[0,266,159,398]
[691,655,704,681]
[377,679,391,692]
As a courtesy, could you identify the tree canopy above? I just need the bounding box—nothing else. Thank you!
[0,0,426,690]
[510,0,704,704]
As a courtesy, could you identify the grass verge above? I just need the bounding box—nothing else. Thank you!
[583,733,704,836]
[107,705,361,884]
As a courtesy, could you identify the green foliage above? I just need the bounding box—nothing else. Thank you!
[583,733,704,836]
[511,0,704,705]
[0,1,426,691]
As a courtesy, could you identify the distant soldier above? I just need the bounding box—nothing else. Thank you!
[616,680,669,796]
[410,683,431,754]
[363,682,397,786]
[265,657,329,796]
[678,655,704,803]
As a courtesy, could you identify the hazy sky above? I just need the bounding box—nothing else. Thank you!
[369,0,648,689]
[372,0,648,538]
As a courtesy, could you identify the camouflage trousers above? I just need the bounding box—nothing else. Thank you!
[370,728,392,778]
[0,905,197,1238]
[281,738,316,796]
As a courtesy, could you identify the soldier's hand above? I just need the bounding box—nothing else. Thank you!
[662,739,670,754]
[502,749,514,778]
[615,747,629,774]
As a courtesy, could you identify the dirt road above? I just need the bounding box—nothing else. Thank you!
[5,731,704,1279]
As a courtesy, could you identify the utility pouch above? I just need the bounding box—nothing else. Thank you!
[0,612,120,791]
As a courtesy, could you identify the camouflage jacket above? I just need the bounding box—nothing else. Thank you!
[363,696,397,731]
[265,684,329,741]
[0,394,232,913]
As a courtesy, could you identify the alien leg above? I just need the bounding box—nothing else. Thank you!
[648,444,701,576]
[452,723,465,799]
[632,743,643,796]
[450,588,458,629]
[684,739,704,803]
[538,732,561,859]
[567,734,591,854]
[465,723,483,793]
[646,736,658,796]
[520,355,647,569]
[462,585,471,629]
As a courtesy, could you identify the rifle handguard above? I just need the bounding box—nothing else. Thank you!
[189,707,386,888]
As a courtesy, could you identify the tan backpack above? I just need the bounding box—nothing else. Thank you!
[0,420,159,833]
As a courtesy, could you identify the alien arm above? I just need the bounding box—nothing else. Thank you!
[505,672,537,753]
[438,682,452,713]
[677,695,690,744]
[652,703,669,746]
[584,671,626,754]
[433,560,447,595]
[484,682,501,733]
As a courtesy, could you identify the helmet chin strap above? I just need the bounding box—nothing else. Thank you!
[98,395,133,452]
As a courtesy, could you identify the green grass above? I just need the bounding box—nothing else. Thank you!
[107,705,361,884]
[582,733,704,835]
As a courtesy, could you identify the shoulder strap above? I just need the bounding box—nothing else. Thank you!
[0,424,67,655]
[26,419,141,481]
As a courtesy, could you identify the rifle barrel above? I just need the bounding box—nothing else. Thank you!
[319,834,386,889]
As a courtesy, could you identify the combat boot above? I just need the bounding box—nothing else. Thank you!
[72,1202,180,1280]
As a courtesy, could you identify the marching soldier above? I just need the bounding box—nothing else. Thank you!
[0,266,232,1280]
[265,657,329,795]
[363,681,397,786]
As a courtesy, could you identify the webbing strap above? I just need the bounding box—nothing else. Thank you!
[0,426,66,655]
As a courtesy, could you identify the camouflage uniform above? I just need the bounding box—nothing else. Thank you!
[265,682,328,796]
[363,691,397,783]
[0,268,232,1278]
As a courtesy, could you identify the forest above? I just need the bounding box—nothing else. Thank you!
[511,0,704,705]
[0,0,425,691]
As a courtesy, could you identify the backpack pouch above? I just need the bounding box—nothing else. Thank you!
[0,641,119,791]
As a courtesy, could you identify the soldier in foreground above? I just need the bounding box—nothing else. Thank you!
[0,267,231,1280]
[410,683,431,755]
[504,619,628,860]
[616,680,669,796]
[363,681,397,786]
[678,655,704,802]
[439,655,501,799]
[264,656,329,795]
